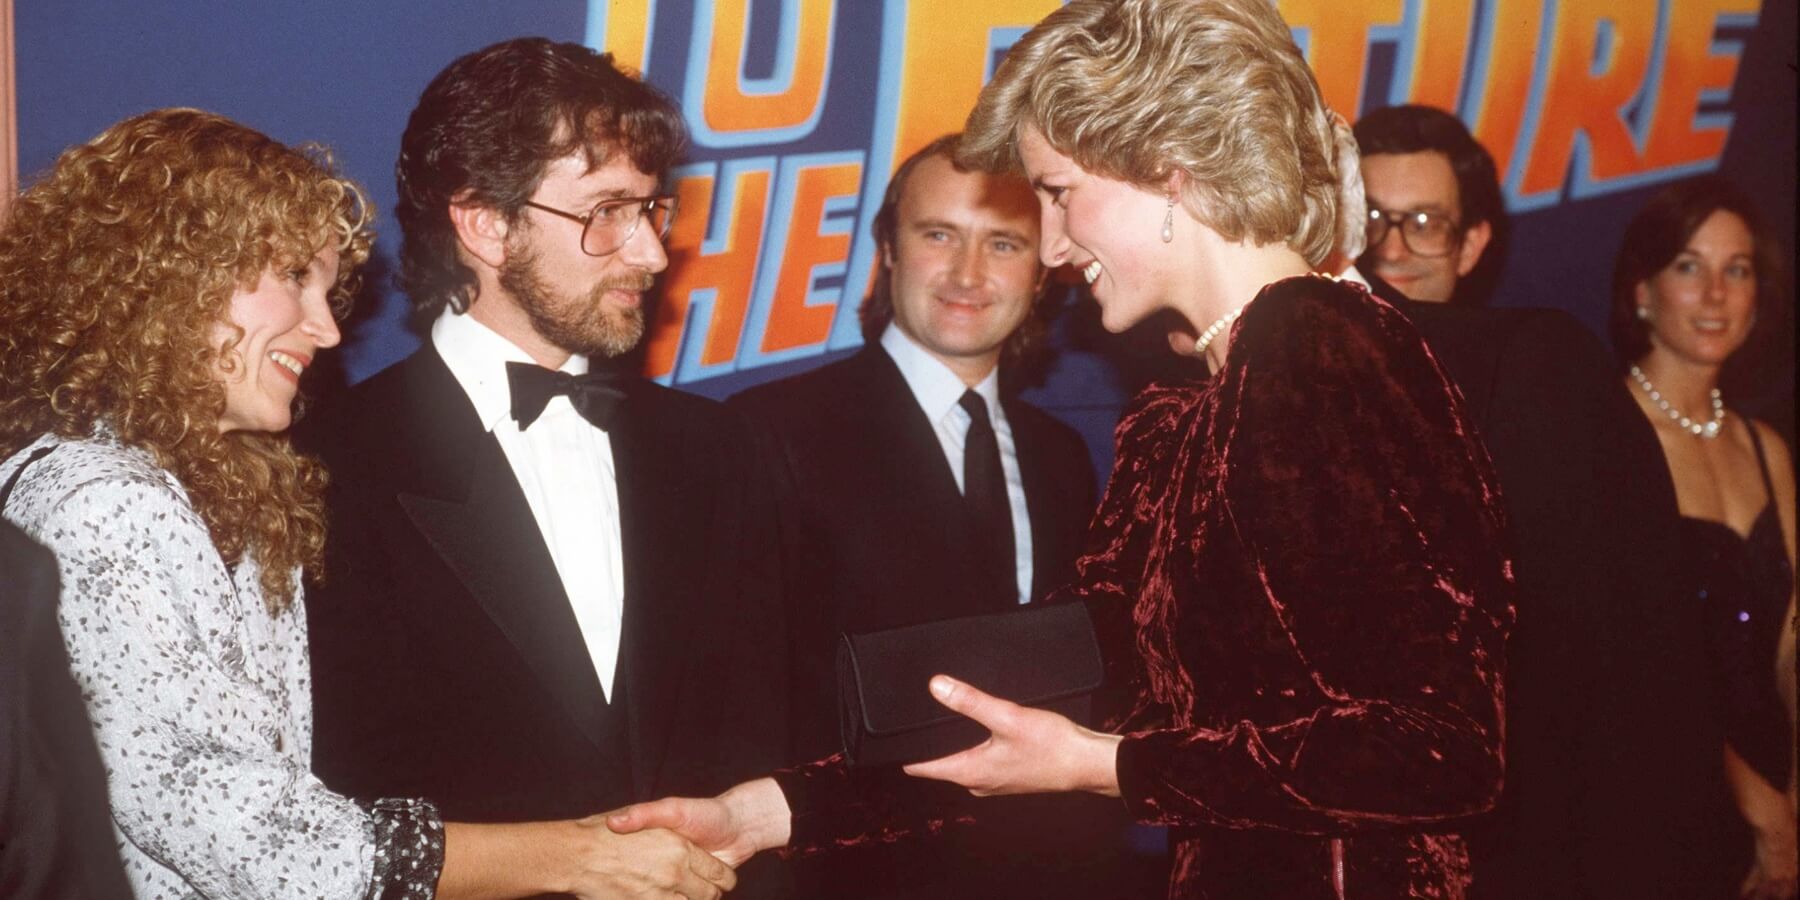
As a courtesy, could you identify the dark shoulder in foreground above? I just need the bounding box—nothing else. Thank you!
[728,350,869,420]
[626,374,761,446]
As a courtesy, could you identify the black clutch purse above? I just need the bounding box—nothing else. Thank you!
[835,602,1105,768]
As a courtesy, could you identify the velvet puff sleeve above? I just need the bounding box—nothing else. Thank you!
[1112,280,1516,834]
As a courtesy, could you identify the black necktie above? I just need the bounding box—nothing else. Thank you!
[959,390,1016,609]
[506,361,627,431]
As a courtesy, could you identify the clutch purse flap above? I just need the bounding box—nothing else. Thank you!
[836,602,1104,766]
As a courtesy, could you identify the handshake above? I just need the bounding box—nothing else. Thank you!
[569,776,791,898]
[567,674,1122,898]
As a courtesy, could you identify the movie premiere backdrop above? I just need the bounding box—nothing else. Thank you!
[7,0,1796,472]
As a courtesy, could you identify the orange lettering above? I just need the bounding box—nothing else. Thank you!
[643,165,772,379]
[1403,0,1476,112]
[890,1,1061,169]
[1640,0,1759,171]
[700,0,834,138]
[1278,0,1405,119]
[1519,1,1657,196]
[761,161,861,354]
[589,0,654,75]
[1468,0,1546,178]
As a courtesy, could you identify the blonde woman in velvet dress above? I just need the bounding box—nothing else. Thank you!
[610,1,1516,896]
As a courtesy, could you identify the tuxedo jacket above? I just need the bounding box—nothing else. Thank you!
[297,346,793,831]
[1395,289,1725,899]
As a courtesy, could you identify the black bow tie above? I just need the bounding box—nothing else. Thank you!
[506,361,628,431]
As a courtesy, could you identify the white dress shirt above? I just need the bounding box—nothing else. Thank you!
[880,324,1033,605]
[433,310,626,699]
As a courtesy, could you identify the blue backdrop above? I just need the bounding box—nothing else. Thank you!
[15,0,1795,473]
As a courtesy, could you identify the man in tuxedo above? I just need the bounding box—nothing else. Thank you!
[1354,104,1506,306]
[731,136,1148,899]
[299,38,792,893]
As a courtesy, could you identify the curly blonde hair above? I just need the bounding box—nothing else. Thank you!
[960,0,1357,267]
[0,108,373,612]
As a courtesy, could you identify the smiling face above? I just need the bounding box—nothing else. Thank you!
[213,250,342,434]
[502,150,669,359]
[1017,128,1176,333]
[1359,150,1488,303]
[883,153,1043,384]
[1637,208,1758,369]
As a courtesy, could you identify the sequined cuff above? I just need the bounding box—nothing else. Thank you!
[361,797,446,900]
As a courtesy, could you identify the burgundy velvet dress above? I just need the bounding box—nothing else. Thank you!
[776,276,1516,898]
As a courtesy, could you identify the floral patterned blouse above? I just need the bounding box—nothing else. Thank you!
[0,433,443,899]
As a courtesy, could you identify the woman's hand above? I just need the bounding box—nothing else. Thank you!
[1740,811,1798,899]
[901,675,1123,797]
[607,777,792,868]
[562,818,738,899]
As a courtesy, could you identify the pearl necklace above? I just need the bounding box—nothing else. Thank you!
[1193,306,1245,358]
[1630,365,1725,438]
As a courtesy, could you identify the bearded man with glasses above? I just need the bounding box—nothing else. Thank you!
[298,38,798,897]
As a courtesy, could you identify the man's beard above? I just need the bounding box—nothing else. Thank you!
[498,241,650,359]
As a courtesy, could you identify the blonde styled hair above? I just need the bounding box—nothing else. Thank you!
[0,108,373,611]
[961,0,1362,267]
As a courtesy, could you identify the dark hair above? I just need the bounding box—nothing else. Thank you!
[395,37,687,320]
[1354,104,1507,304]
[1609,175,1788,399]
[860,134,1056,377]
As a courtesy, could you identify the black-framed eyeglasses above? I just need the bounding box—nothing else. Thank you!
[522,194,679,257]
[1363,207,1461,259]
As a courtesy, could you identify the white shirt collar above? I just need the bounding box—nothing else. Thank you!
[879,323,1001,423]
[431,308,589,433]
[1338,264,1372,288]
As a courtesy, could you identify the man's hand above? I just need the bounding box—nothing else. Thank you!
[901,675,1122,798]
[607,777,792,868]
[437,819,735,899]
[561,817,737,899]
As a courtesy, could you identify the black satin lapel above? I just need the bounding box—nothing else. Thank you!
[397,435,612,752]
[858,349,969,533]
[609,392,705,796]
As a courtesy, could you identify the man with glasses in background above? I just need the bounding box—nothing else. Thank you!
[300,38,796,896]
[1354,104,1506,305]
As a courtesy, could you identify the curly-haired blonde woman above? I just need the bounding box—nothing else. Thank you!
[0,109,733,900]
